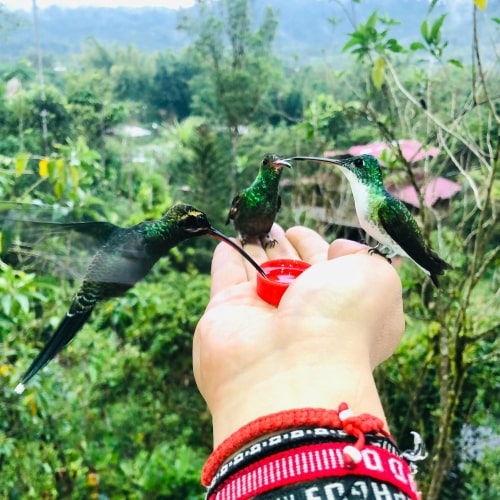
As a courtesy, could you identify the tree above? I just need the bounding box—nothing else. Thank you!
[179,0,281,190]
[148,50,195,122]
[318,2,499,498]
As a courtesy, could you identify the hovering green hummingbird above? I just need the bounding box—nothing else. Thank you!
[290,154,451,286]
[13,203,266,393]
[227,153,291,248]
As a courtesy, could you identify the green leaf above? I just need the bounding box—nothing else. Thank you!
[328,16,341,26]
[2,294,12,316]
[447,58,464,68]
[14,153,30,177]
[410,41,426,51]
[70,165,79,192]
[430,14,447,43]
[421,19,430,43]
[54,180,64,199]
[371,57,385,90]
[385,38,404,53]
[15,294,29,314]
[427,0,439,14]
[342,37,360,52]
[366,11,379,30]
[491,17,500,24]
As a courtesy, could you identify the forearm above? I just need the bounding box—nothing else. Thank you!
[209,360,388,448]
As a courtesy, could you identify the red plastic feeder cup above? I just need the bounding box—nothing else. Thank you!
[256,259,311,307]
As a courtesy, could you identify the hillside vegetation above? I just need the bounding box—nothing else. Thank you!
[0,0,498,498]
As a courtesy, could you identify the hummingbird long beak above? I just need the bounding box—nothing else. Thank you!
[208,228,267,278]
[271,158,292,169]
[287,156,344,166]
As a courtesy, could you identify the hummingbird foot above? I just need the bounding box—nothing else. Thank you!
[261,234,278,249]
[368,245,392,264]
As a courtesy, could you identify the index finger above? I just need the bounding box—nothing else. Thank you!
[210,238,268,296]
[285,226,330,264]
[210,241,248,296]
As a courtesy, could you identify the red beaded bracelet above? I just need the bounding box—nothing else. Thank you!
[201,402,393,487]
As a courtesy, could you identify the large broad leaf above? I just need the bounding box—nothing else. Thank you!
[38,158,49,179]
[430,14,447,44]
[371,57,386,90]
[15,153,30,177]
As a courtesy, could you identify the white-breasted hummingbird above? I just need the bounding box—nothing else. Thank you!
[290,154,451,286]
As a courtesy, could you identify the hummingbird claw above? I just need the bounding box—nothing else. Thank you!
[368,246,392,264]
[261,234,278,249]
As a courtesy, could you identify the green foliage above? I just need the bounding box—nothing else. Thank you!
[181,0,281,134]
[0,1,498,498]
[0,268,210,498]
[148,50,195,122]
[343,11,404,59]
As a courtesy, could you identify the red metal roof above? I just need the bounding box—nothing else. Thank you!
[322,140,460,207]
[389,177,462,208]
[347,139,440,163]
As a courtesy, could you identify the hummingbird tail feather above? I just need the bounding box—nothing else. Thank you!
[426,251,452,288]
[16,309,93,390]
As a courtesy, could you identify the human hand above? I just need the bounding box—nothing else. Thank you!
[193,224,404,446]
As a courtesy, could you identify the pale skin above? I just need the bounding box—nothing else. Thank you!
[193,224,405,448]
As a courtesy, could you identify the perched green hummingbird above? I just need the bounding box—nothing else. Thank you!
[227,153,291,248]
[290,154,451,286]
[13,203,266,393]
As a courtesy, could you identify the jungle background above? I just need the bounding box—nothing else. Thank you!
[0,0,498,498]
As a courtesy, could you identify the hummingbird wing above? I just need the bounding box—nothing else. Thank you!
[377,195,451,286]
[83,231,160,287]
[15,229,159,391]
[27,220,120,243]
[2,218,122,280]
[2,219,120,245]
[226,193,241,224]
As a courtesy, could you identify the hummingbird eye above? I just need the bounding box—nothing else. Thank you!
[262,157,269,166]
[353,158,364,168]
[182,212,209,233]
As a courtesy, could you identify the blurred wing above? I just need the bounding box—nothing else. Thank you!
[23,220,120,242]
[1,217,121,280]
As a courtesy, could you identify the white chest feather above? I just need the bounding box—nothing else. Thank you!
[342,168,408,258]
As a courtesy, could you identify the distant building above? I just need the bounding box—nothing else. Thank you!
[109,125,152,138]
[324,139,461,209]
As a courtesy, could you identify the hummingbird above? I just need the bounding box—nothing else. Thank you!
[289,154,451,286]
[226,153,291,248]
[13,203,266,393]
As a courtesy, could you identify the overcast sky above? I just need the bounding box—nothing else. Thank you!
[2,0,195,10]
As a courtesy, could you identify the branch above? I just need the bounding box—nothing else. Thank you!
[436,128,482,209]
[385,59,491,171]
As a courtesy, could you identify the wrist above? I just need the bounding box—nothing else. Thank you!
[209,360,388,447]
[202,404,417,498]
